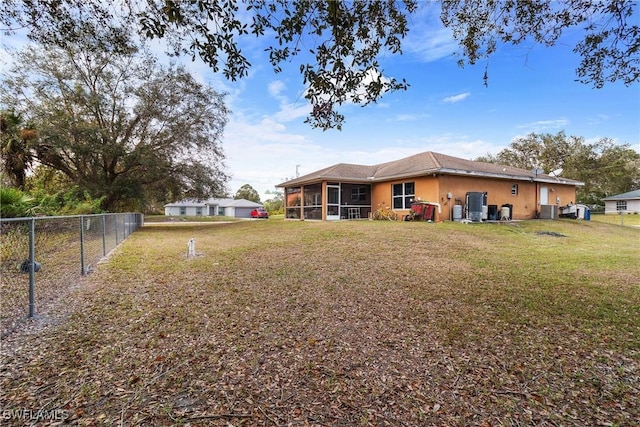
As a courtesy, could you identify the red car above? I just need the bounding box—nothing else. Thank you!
[250,207,269,219]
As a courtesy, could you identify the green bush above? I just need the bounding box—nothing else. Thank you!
[0,187,40,217]
[1,186,104,217]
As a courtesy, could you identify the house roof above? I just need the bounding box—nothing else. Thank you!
[164,198,263,208]
[601,189,640,201]
[277,151,584,187]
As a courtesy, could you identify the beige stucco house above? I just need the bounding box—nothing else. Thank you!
[277,151,584,222]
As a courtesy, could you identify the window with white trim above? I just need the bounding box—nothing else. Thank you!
[179,207,186,215]
[392,182,415,209]
[616,200,627,211]
[511,184,518,195]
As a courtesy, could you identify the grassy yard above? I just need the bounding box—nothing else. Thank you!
[591,212,640,227]
[1,219,638,426]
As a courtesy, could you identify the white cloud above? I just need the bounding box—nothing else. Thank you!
[402,4,459,63]
[273,102,310,123]
[587,114,610,126]
[268,80,285,97]
[442,92,470,103]
[517,119,570,132]
[393,114,419,122]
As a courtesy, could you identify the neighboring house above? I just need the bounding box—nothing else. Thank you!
[602,190,640,214]
[164,198,264,219]
[276,151,584,221]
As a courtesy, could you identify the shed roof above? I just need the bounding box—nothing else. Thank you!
[277,151,584,187]
[601,189,640,201]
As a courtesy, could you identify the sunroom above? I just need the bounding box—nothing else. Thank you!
[284,181,373,220]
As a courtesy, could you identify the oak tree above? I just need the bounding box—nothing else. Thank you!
[1,39,229,211]
[235,184,261,203]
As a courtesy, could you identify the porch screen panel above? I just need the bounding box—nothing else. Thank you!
[328,187,339,205]
[303,184,322,207]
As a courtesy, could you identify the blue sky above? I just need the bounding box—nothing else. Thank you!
[200,5,640,201]
[2,4,638,202]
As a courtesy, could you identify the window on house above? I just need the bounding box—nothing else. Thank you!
[511,184,518,196]
[196,207,203,216]
[179,207,186,215]
[351,186,366,201]
[392,182,415,209]
[616,200,627,211]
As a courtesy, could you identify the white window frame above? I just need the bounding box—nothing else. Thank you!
[392,182,415,210]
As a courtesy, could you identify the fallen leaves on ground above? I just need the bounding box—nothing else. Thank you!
[1,220,638,426]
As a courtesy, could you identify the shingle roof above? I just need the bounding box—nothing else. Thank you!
[601,189,640,200]
[277,151,584,187]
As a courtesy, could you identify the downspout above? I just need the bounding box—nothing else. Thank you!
[534,179,539,218]
[322,181,327,221]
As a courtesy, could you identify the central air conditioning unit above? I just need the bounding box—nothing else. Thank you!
[539,204,558,219]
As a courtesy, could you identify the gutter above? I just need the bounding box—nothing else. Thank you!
[278,169,584,187]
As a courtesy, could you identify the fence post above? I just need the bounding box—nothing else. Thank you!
[102,214,107,256]
[80,216,86,275]
[115,214,119,245]
[28,218,36,318]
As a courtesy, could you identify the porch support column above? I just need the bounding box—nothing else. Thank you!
[321,181,327,221]
[299,186,305,220]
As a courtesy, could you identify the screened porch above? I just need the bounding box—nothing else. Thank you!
[284,182,372,221]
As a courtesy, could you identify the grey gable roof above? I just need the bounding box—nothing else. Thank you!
[601,189,640,201]
[278,151,584,187]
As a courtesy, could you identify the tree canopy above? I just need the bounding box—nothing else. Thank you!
[235,184,261,203]
[0,39,229,212]
[477,132,640,205]
[2,0,637,130]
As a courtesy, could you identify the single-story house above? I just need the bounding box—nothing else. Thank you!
[164,198,264,219]
[602,189,640,214]
[276,151,584,221]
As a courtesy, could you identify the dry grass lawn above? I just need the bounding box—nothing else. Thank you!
[1,219,638,426]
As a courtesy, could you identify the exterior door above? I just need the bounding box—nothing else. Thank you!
[327,185,340,220]
[540,186,549,205]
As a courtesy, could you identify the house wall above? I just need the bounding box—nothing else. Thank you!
[372,175,578,221]
[164,206,202,216]
[605,199,640,214]
[165,206,180,216]
[371,175,440,219]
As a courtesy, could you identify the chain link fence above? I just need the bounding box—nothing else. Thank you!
[0,213,143,337]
